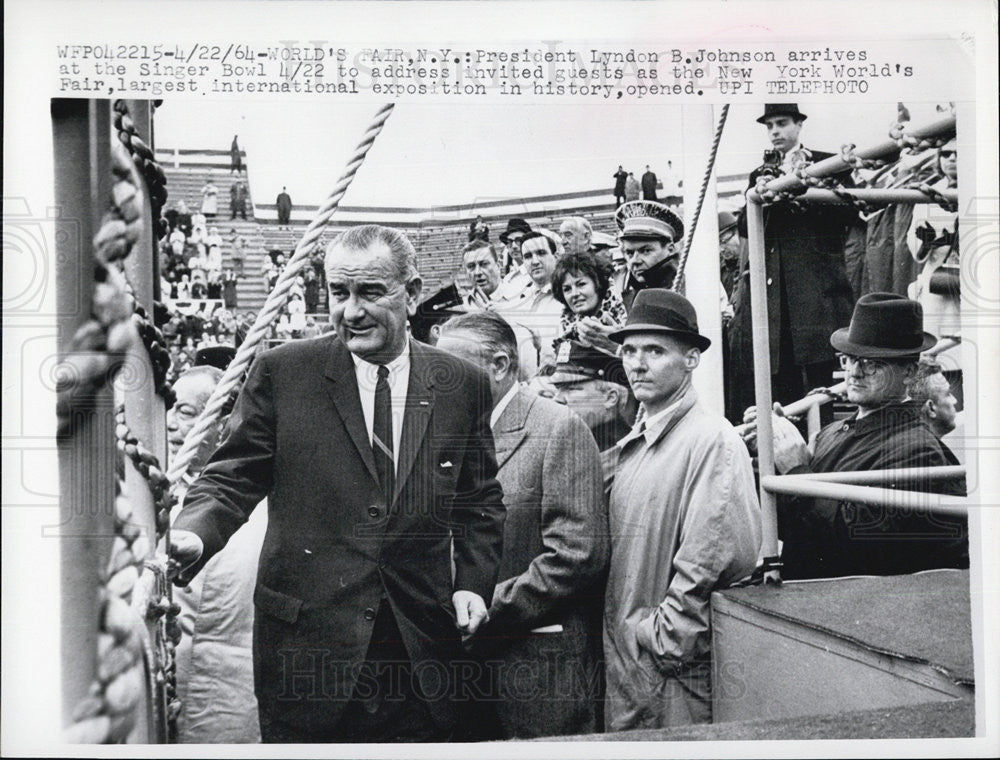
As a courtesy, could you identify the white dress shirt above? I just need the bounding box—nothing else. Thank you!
[351,340,410,471]
[489,382,521,430]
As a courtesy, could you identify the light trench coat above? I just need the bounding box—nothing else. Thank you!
[603,387,761,731]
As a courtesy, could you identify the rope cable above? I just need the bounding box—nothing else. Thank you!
[166,103,396,486]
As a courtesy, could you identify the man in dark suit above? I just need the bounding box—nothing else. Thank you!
[726,103,863,422]
[612,165,628,207]
[169,224,506,742]
[640,165,658,201]
[436,311,608,739]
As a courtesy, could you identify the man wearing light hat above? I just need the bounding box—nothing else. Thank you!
[603,289,761,731]
[745,293,967,580]
[615,200,685,311]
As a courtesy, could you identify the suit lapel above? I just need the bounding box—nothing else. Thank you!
[393,339,435,504]
[492,387,532,469]
[324,341,380,486]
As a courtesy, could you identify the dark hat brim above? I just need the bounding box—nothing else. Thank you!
[756,108,807,124]
[609,323,711,352]
[829,328,937,358]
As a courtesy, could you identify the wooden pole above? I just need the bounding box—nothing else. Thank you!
[681,104,724,416]
[745,197,780,577]
[53,98,116,729]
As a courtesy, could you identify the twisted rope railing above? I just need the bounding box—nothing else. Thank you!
[166,103,396,485]
[671,103,729,294]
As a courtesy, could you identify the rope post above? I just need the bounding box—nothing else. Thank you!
[53,98,117,730]
[745,196,780,581]
[679,104,726,417]
[166,103,397,486]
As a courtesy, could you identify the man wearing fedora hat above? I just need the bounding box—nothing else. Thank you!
[602,289,761,731]
[615,200,685,311]
[726,103,864,425]
[745,293,967,580]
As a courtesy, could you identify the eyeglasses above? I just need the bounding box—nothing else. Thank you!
[837,354,896,377]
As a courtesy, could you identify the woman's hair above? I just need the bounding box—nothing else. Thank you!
[551,250,612,311]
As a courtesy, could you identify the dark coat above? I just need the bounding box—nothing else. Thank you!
[778,400,968,579]
[173,335,506,736]
[613,170,628,195]
[734,149,861,371]
[621,255,678,311]
[472,389,608,738]
[641,170,658,200]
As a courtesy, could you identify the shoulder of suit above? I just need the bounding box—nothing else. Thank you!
[521,390,580,429]
[258,332,339,364]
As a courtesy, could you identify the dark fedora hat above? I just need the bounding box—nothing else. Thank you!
[499,218,532,244]
[830,292,937,358]
[756,103,808,124]
[609,288,711,351]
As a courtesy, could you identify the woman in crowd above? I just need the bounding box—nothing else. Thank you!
[551,250,627,356]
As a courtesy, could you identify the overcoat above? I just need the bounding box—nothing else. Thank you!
[475,388,608,738]
[603,387,760,731]
[733,149,860,372]
[174,335,506,736]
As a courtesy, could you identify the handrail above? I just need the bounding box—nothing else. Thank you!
[746,115,960,579]
[760,475,967,516]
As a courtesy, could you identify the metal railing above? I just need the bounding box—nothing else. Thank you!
[743,115,963,579]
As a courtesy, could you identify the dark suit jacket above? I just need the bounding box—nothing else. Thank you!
[173,335,506,735]
[473,389,608,738]
[734,148,861,370]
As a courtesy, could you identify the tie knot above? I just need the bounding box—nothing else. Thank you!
[376,365,390,381]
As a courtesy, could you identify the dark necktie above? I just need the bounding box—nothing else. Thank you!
[373,365,394,504]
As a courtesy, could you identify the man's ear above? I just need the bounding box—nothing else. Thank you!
[405,276,423,316]
[923,398,938,419]
[603,384,622,410]
[685,348,701,370]
[491,352,512,382]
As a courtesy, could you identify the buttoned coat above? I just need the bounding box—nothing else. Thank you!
[474,388,608,738]
[173,335,506,737]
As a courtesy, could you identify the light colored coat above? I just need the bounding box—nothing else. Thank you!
[603,387,761,731]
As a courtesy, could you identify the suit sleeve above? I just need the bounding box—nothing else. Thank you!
[634,434,761,671]
[173,353,276,579]
[451,368,506,601]
[488,413,609,633]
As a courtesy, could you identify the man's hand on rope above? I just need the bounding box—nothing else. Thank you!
[167,529,204,585]
[740,402,810,474]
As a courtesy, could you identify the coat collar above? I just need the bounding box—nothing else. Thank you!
[618,385,698,452]
[492,386,536,469]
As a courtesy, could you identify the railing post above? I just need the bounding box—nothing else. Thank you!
[746,195,780,578]
[53,98,116,729]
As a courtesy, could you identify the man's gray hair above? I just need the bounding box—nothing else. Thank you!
[439,310,519,375]
[326,224,419,283]
[908,357,949,403]
[563,216,593,235]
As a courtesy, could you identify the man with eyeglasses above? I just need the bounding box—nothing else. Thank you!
[615,200,684,311]
[743,293,967,580]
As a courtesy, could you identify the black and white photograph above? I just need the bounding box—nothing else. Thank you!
[3,1,998,757]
